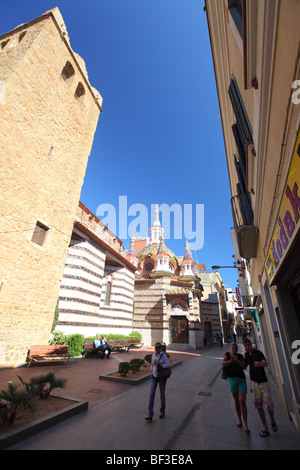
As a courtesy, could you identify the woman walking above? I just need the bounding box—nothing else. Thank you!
[145,342,169,421]
[223,342,250,433]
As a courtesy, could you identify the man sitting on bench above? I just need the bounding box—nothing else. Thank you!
[100,336,112,358]
[94,335,105,358]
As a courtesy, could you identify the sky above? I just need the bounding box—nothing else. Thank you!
[0,0,240,290]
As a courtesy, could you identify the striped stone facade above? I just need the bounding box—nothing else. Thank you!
[56,203,137,337]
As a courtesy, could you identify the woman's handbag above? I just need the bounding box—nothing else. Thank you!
[157,364,172,380]
[221,366,228,380]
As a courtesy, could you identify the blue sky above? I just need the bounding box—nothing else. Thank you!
[0,0,240,290]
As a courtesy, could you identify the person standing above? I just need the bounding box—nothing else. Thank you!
[223,342,250,433]
[243,338,278,437]
[145,342,169,421]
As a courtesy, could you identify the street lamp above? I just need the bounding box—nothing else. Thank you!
[211,263,245,273]
[211,265,237,270]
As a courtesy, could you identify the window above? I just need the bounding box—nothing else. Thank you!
[105,276,112,305]
[31,221,49,246]
[229,76,253,189]
[61,61,75,80]
[75,82,85,99]
[145,262,154,272]
[19,31,27,43]
[1,39,10,50]
[228,0,243,39]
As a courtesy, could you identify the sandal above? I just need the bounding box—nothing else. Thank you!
[260,430,269,437]
[271,422,278,432]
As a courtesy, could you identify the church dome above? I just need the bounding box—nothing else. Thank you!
[137,243,178,269]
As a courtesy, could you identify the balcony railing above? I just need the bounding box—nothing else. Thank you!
[231,193,258,259]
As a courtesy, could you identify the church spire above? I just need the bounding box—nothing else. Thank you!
[149,204,164,244]
[180,239,195,276]
[126,236,138,267]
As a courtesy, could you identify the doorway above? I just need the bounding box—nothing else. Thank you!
[169,316,189,343]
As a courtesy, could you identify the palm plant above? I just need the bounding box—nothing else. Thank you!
[0,382,34,425]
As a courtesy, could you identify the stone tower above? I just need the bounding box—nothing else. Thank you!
[0,8,102,366]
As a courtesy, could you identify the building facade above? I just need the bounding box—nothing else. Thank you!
[0,8,102,366]
[127,205,221,349]
[56,203,137,337]
[205,0,300,430]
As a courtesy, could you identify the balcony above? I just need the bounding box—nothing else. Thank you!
[231,193,258,259]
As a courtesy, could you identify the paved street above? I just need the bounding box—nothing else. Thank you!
[3,342,300,451]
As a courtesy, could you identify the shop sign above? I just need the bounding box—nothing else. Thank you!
[265,126,300,284]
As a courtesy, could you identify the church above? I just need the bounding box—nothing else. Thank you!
[126,205,204,350]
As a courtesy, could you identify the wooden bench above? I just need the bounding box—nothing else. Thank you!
[26,345,71,368]
[82,341,105,358]
[126,338,144,350]
[109,340,129,352]
[109,338,144,352]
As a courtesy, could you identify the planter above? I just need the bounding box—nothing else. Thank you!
[0,396,88,449]
[99,360,182,385]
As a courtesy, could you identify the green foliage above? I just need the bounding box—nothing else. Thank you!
[118,362,130,376]
[31,372,67,399]
[51,331,142,356]
[129,358,143,373]
[65,334,85,357]
[128,331,142,339]
[0,372,68,425]
[0,382,34,425]
[51,299,60,333]
[144,354,152,364]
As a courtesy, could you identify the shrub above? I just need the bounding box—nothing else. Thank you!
[118,362,130,376]
[129,358,143,373]
[144,354,152,364]
[65,334,85,357]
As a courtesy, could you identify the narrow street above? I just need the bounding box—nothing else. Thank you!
[5,341,300,451]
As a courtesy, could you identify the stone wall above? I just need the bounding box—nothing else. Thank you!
[0,10,102,366]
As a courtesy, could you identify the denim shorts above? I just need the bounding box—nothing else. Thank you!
[227,377,247,394]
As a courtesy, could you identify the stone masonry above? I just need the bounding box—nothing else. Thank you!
[0,8,102,366]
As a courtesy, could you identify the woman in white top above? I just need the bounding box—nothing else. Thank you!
[145,342,169,421]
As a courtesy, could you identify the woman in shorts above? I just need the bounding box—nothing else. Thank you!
[223,342,250,433]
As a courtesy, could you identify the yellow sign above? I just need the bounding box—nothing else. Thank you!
[265,126,300,284]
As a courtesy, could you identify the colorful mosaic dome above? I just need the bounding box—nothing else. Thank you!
[137,243,178,268]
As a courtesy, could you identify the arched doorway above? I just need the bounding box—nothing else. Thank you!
[169,316,189,343]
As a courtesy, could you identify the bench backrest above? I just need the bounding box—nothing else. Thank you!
[126,338,141,345]
[84,341,95,350]
[109,340,128,347]
[29,345,69,355]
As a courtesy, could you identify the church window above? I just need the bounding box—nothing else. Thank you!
[145,262,154,272]
[105,276,112,305]
[61,61,75,80]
